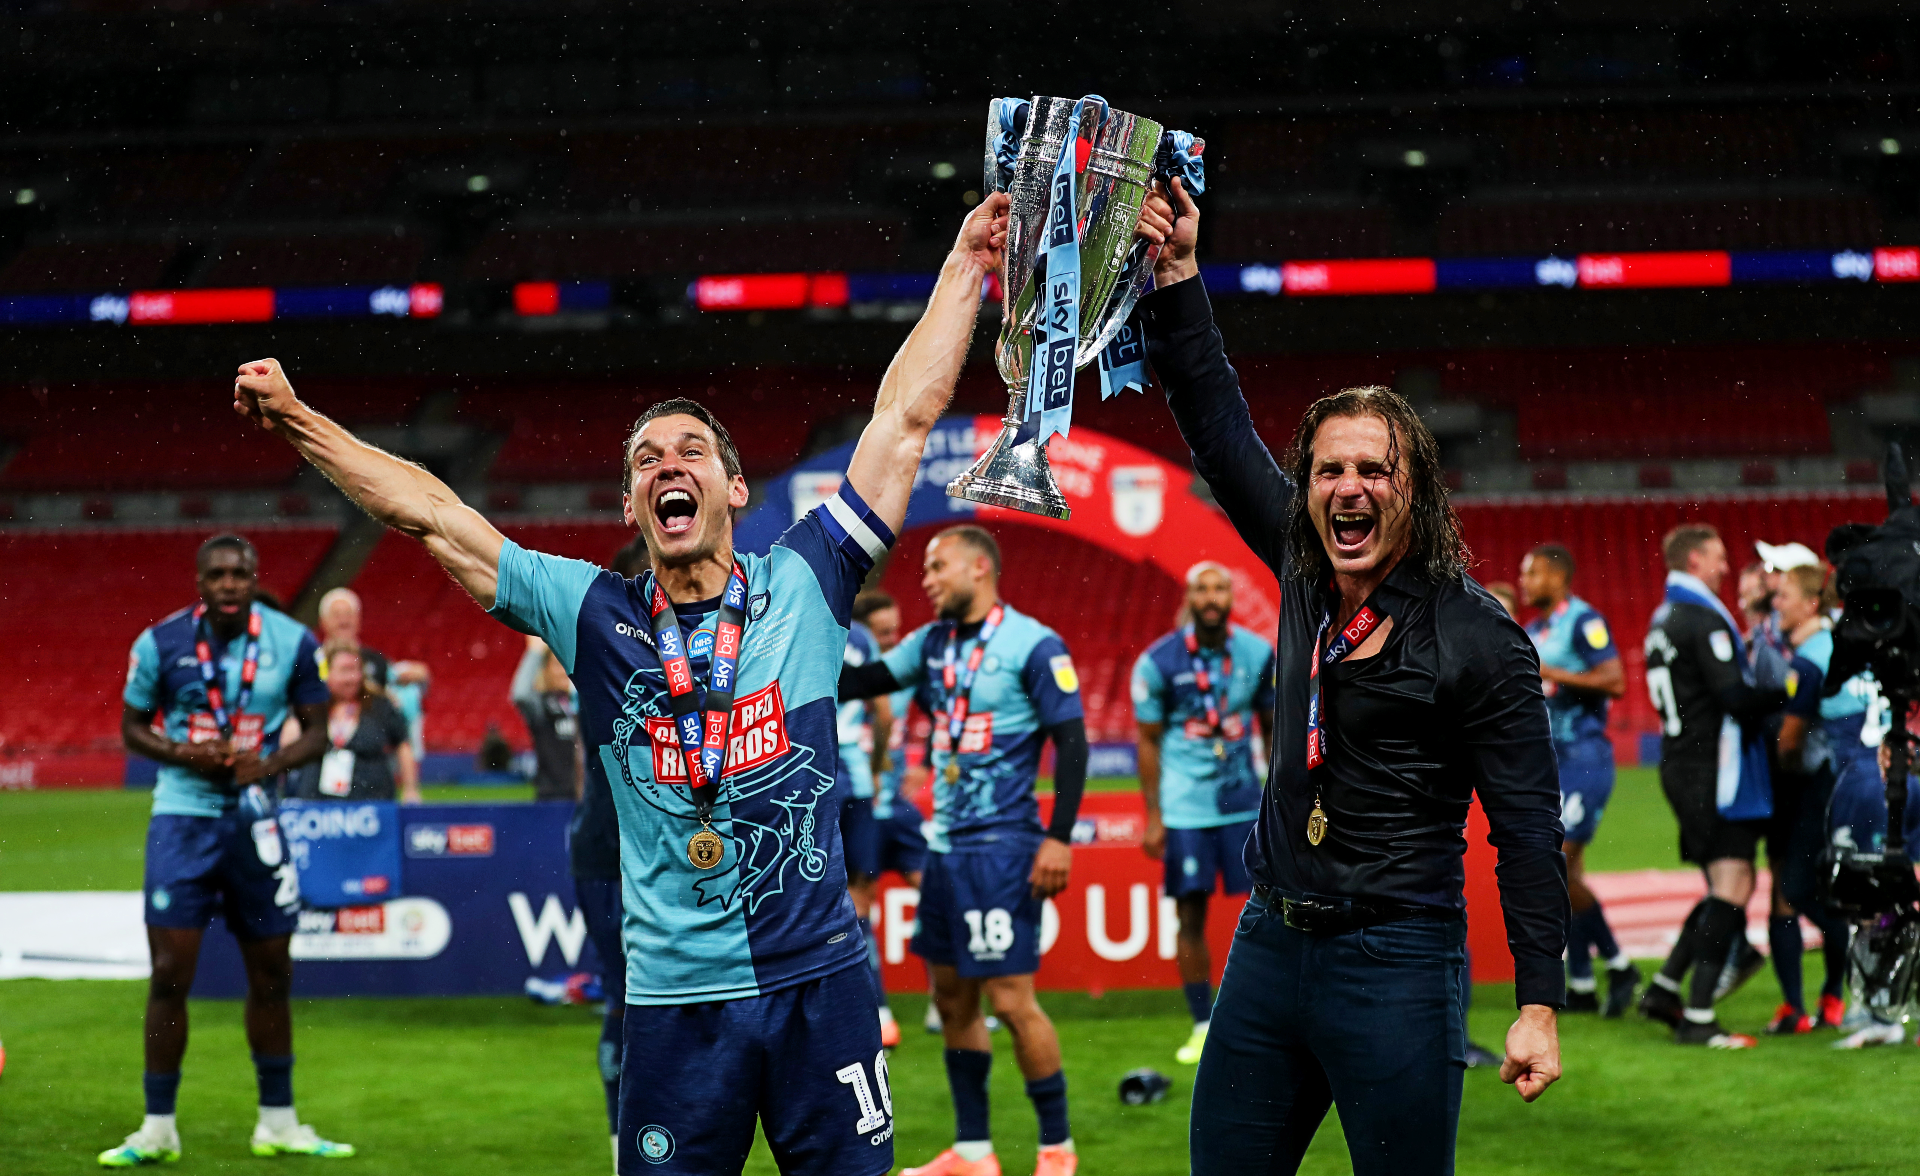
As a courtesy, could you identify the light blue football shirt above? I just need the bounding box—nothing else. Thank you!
[1131,624,1276,829]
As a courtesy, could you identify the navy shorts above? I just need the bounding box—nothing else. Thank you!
[1163,820,1256,898]
[911,845,1042,978]
[1556,738,1615,845]
[875,802,928,879]
[617,963,891,1176]
[144,811,300,941]
[840,794,881,882]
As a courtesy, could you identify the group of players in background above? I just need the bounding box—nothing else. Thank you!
[99,182,1919,1176]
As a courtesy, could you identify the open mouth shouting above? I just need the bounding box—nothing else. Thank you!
[654,487,698,537]
[1330,510,1377,555]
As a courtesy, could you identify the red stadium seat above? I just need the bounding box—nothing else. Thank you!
[0,526,336,756]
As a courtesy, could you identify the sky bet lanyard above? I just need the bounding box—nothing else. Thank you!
[641,563,749,870]
[938,605,1005,786]
[1183,627,1233,760]
[1304,592,1387,846]
[192,603,261,742]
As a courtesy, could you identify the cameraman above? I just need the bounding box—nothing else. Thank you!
[1640,524,1787,1047]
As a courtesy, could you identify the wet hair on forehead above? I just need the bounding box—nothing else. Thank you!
[197,532,257,573]
[623,398,744,489]
[1282,386,1468,584]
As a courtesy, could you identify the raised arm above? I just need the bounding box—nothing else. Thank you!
[1136,180,1293,574]
[233,359,505,607]
[843,193,1009,538]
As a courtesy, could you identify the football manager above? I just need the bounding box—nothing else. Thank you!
[1136,181,1568,1175]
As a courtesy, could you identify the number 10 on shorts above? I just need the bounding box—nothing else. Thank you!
[836,1050,893,1138]
[964,907,1014,958]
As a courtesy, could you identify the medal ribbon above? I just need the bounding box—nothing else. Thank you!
[192,603,261,740]
[641,563,750,822]
[1305,592,1388,770]
[938,605,1006,762]
[1183,627,1233,740]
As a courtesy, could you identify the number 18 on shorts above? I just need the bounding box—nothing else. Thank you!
[911,846,1044,978]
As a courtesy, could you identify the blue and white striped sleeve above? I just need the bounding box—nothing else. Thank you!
[776,480,897,627]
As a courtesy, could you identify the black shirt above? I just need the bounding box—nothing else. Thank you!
[288,697,409,802]
[1644,598,1756,769]
[1138,276,1569,1009]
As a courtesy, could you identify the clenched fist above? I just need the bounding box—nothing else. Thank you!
[233,359,303,435]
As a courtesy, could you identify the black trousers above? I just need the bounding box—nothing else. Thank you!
[1190,891,1468,1176]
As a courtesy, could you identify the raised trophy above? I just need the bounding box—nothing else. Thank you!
[946,95,1205,520]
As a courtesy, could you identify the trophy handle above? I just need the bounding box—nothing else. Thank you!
[1078,236,1159,368]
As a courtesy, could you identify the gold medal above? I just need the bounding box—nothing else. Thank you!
[944,760,961,785]
[687,826,726,870]
[1306,803,1328,847]
[1213,738,1226,759]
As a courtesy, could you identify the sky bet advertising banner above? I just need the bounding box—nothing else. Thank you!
[193,794,1514,997]
[192,802,608,998]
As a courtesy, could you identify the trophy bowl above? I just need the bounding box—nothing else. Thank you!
[945,95,1167,521]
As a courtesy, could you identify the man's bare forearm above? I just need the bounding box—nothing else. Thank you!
[875,251,986,436]
[276,403,465,541]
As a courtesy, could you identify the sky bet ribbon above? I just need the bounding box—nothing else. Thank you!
[192,602,261,741]
[1028,94,1104,446]
[1097,129,1208,402]
[1183,627,1233,759]
[938,604,1006,785]
[1303,592,1389,845]
[641,562,751,866]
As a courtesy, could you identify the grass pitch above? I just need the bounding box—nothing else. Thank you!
[5,772,1918,1174]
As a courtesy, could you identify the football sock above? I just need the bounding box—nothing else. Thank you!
[944,1048,993,1145]
[252,1054,294,1109]
[141,1114,177,1138]
[258,1106,298,1134]
[1770,916,1805,1013]
[1582,902,1622,964]
[1566,906,1594,981]
[143,1071,181,1117]
[1810,909,1851,999]
[1024,1070,1071,1147]
[1659,899,1710,985]
[1181,981,1212,1025]
[597,1008,623,1134]
[954,1140,995,1162]
[1689,898,1746,1011]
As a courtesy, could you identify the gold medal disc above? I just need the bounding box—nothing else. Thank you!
[687,827,726,870]
[944,760,961,785]
[1306,805,1328,847]
[1213,738,1226,759]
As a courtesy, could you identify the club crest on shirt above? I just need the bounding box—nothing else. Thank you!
[1709,630,1734,662]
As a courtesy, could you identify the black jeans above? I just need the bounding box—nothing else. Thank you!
[1189,890,1469,1175]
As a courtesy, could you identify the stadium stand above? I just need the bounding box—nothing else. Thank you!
[0,237,182,293]
[350,521,632,752]
[198,228,427,288]
[0,525,337,779]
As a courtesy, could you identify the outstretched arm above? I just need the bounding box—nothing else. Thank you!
[233,359,506,607]
[843,193,1009,538]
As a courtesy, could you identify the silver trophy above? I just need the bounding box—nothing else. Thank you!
[946,95,1177,521]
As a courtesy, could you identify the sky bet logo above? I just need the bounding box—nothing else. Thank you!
[404,823,495,858]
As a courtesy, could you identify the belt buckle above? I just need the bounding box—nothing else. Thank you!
[1281,897,1327,934]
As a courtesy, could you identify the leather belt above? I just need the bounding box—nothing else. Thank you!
[1252,884,1448,936]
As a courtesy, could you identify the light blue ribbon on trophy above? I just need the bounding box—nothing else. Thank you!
[990,98,1029,192]
[1096,128,1209,401]
[1029,94,1104,445]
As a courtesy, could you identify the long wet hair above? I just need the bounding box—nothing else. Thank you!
[1280,386,1469,585]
